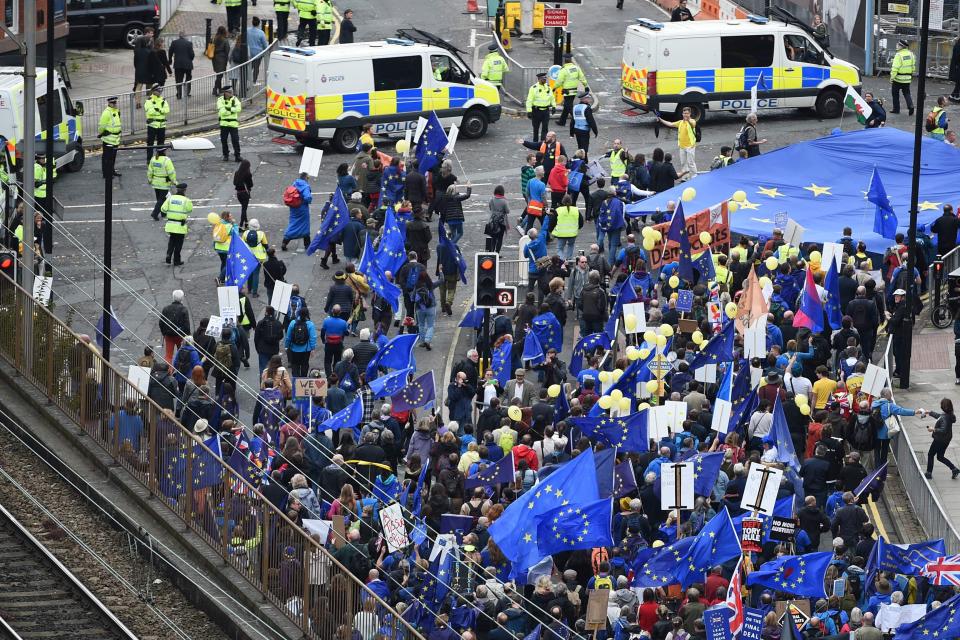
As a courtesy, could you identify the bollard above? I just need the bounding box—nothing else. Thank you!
[265,19,274,41]
[98,16,106,51]
[565,31,571,55]
[205,17,213,45]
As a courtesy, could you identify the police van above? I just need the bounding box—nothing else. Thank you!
[266,29,501,152]
[620,9,861,121]
[0,66,85,172]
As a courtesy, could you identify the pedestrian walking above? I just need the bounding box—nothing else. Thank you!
[148,38,172,88]
[98,96,122,178]
[162,183,191,266]
[144,84,169,164]
[254,306,283,373]
[485,185,509,253]
[247,17,269,82]
[212,210,237,283]
[317,0,334,45]
[222,0,242,32]
[339,9,357,43]
[245,219,268,296]
[596,189,624,257]
[132,28,154,108]
[320,304,348,374]
[737,112,766,157]
[282,172,313,251]
[211,26,231,95]
[233,159,253,228]
[168,31,195,99]
[926,398,960,479]
[555,53,588,126]
[295,0,318,46]
[286,307,317,377]
[569,92,598,153]
[217,86,242,161]
[275,0,291,40]
[553,194,582,260]
[658,106,698,179]
[526,72,552,142]
[890,39,916,115]
[437,235,465,316]
[412,270,440,350]
[159,289,191,363]
[431,182,472,244]
[147,148,176,221]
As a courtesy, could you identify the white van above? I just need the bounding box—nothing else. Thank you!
[0,66,85,172]
[266,33,502,153]
[620,12,861,121]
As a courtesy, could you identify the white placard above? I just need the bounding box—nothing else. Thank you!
[660,462,695,511]
[876,604,928,632]
[929,0,945,30]
[413,116,428,143]
[127,365,151,395]
[32,275,52,306]
[664,400,688,432]
[784,219,805,247]
[821,242,845,271]
[299,147,323,177]
[206,315,225,338]
[218,285,240,318]
[621,302,647,334]
[712,398,732,434]
[378,503,409,553]
[270,281,294,319]
[750,365,763,388]
[761,282,774,302]
[694,363,717,384]
[648,405,670,441]
[446,123,460,154]
[862,363,889,397]
[744,316,767,359]
[740,463,784,516]
[302,518,332,544]
[403,128,413,153]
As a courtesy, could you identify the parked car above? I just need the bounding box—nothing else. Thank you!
[67,0,158,49]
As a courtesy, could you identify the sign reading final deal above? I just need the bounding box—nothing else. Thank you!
[647,203,731,270]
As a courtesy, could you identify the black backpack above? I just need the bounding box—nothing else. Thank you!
[174,345,194,374]
[735,125,753,151]
[290,319,310,346]
[245,229,259,247]
[851,415,876,451]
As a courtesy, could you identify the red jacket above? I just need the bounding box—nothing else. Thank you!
[547,164,568,194]
[512,444,539,471]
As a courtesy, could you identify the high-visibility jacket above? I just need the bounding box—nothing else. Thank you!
[98,106,121,146]
[147,155,177,189]
[553,205,580,238]
[33,162,55,199]
[891,48,915,83]
[246,229,268,261]
[145,95,169,129]
[609,148,627,178]
[238,296,253,326]
[714,264,732,287]
[295,0,316,19]
[217,96,241,128]
[481,52,507,85]
[556,62,586,94]
[317,0,333,29]
[274,0,290,11]
[162,194,192,235]
[526,82,553,110]
[223,0,241,8]
[931,106,947,135]
[213,221,234,252]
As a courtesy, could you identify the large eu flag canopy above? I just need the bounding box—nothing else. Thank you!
[626,128,956,251]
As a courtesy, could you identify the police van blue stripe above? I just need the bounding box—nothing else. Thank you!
[396,88,422,113]
[802,67,828,87]
[685,69,715,92]
[343,92,370,116]
[448,86,473,108]
[743,67,773,91]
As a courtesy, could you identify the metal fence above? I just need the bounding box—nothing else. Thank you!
[498,258,527,287]
[494,36,549,109]
[0,273,423,640]
[884,335,960,553]
[874,26,957,79]
[79,40,278,140]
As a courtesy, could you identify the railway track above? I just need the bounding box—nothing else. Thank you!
[0,503,138,640]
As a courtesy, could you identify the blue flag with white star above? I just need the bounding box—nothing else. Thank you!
[688,320,735,371]
[570,332,611,377]
[368,366,414,399]
[489,448,599,574]
[365,332,418,380]
[745,551,833,598]
[690,451,724,497]
[375,205,407,276]
[308,188,350,255]
[465,451,515,489]
[531,312,562,352]
[536,498,614,556]
[868,166,898,240]
[667,202,695,283]
[391,371,436,411]
[823,259,843,330]
[224,230,258,289]
[415,112,448,173]
[896,592,960,640]
[490,336,513,386]
[359,234,401,313]
[522,327,545,365]
[764,396,800,471]
[320,395,363,438]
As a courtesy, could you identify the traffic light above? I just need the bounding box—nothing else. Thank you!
[0,249,14,282]
[475,252,499,308]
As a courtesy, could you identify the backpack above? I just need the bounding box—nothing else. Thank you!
[245,229,259,247]
[735,125,753,151]
[404,263,423,292]
[213,222,230,244]
[213,341,233,374]
[283,184,303,207]
[925,110,939,132]
[851,414,876,451]
[174,345,194,374]
[414,286,435,310]
[593,575,614,590]
[290,319,310,346]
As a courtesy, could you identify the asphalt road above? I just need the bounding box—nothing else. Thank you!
[45,0,959,407]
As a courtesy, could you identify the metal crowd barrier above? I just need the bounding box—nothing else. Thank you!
[0,273,423,640]
[874,28,957,79]
[80,40,278,140]
[498,258,527,287]
[884,335,960,553]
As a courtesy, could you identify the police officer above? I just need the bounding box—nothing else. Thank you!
[162,182,191,266]
[275,0,290,40]
[555,53,588,126]
[569,91,598,153]
[147,148,177,221]
[217,86,242,162]
[317,0,334,45]
[98,96,122,178]
[222,0,242,32]
[481,42,508,88]
[887,287,912,380]
[526,72,553,142]
[33,152,55,203]
[890,39,916,115]
[144,84,170,165]
[295,0,317,46]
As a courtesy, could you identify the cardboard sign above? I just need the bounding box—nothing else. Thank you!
[446,123,460,154]
[378,503,409,553]
[646,203,731,269]
[585,589,611,631]
[32,275,52,306]
[862,363,888,397]
[741,517,763,553]
[205,315,225,338]
[744,316,767,359]
[821,241,845,271]
[413,116,428,142]
[741,608,765,640]
[621,302,647,333]
[676,289,694,312]
[294,377,328,398]
[218,285,240,318]
[271,281,294,319]
[331,515,347,549]
[678,318,700,334]
[647,405,671,441]
[660,462,695,511]
[712,397,732,434]
[783,219,805,247]
[695,363,717,384]
[302,518,332,545]
[741,463,783,516]
[769,516,796,542]
[127,365,151,396]
[775,601,810,628]
[298,147,323,177]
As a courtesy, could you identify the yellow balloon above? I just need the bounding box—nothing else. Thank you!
[638,348,651,360]
[651,230,663,242]
[643,330,657,344]
[641,226,655,238]
[610,389,624,402]
[598,371,610,383]
[508,406,522,421]
[207,212,221,224]
[638,402,651,411]
[645,379,660,393]
[681,187,696,202]
[810,250,822,263]
[598,395,613,409]
[733,190,747,203]
[759,276,772,289]
[619,397,632,412]
[625,345,638,358]
[612,368,624,380]
[656,335,667,348]
[795,394,809,405]
[691,330,704,345]
[395,139,410,154]
[725,302,738,318]
[699,231,712,245]
[624,313,638,331]
[728,201,739,213]
[765,256,779,271]
[548,384,561,398]
[652,539,664,548]
[668,275,680,288]
[800,404,811,416]
[643,237,656,251]
[660,324,674,337]
[627,348,641,361]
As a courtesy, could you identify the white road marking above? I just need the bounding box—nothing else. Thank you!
[470,28,477,47]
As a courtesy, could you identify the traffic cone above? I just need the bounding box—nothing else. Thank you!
[465,0,481,14]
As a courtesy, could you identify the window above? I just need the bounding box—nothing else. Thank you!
[4,0,19,33]
[720,35,774,68]
[784,34,824,65]
[37,90,63,131]
[372,56,423,91]
[88,0,127,9]
[67,0,86,11]
[430,54,468,84]
[61,87,74,117]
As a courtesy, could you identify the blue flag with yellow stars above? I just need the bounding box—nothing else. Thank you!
[320,395,363,438]
[667,202,695,283]
[160,445,187,499]
[614,460,638,497]
[687,320,735,371]
[368,366,414,399]
[365,332,418,380]
[536,498,614,556]
[733,495,795,543]
[763,396,800,471]
[358,234,402,313]
[633,536,698,588]
[570,332,611,377]
[595,448,617,499]
[391,371,436,411]
[488,447,599,574]
[375,205,407,276]
[690,451,724,497]
[692,247,717,285]
[437,222,468,284]
[415,111,448,173]
[465,451,515,489]
[605,279,638,340]
[522,327,545,365]
[308,187,350,254]
[895,591,960,639]
[372,474,402,504]
[490,336,513,386]
[531,312,562,352]
[868,166,898,241]
[421,548,455,613]
[571,413,648,453]
[227,446,261,491]
[192,435,223,490]
[555,384,570,422]
[745,551,833,598]
[823,260,843,330]
[686,508,742,586]
[224,230,258,289]
[411,459,431,517]
[459,306,484,329]
[875,536,946,574]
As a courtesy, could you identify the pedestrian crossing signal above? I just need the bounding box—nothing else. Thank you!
[474,252,517,310]
[0,250,14,281]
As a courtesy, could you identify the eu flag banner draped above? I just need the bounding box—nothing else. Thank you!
[868,166,898,241]
[531,312,563,352]
[875,536,946,574]
[522,327,545,365]
[488,448,599,574]
[224,231,258,288]
[359,234,401,312]
[391,371,436,411]
[365,333,418,380]
[667,203,695,282]
[894,591,960,640]
[571,412,649,453]
[633,536,697,587]
[192,435,223,490]
[571,332,611,377]
[490,337,513,386]
[320,395,363,436]
[465,452,515,489]
[308,187,350,254]
[368,366,414,399]
[415,112,448,173]
[536,498,614,556]
[688,508,742,581]
[793,268,825,333]
[375,205,407,276]
[823,260,843,330]
[764,396,800,471]
[688,320,735,371]
[745,552,833,598]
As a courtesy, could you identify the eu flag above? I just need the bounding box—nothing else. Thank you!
[595,448,617,499]
[95,307,124,348]
[368,366,413,399]
[522,327,545,365]
[764,396,800,471]
[531,312,562,352]
[365,333,418,380]
[224,230,258,289]
[465,452,515,489]
[745,551,833,598]
[391,371,436,411]
[375,205,407,276]
[459,306,484,329]
[691,451,724,497]
[868,166,898,240]
[488,448,599,573]
[688,320,735,371]
[227,446,261,491]
[437,222,468,283]
[570,332,611,377]
[160,445,187,499]
[687,508,742,585]
[555,384,570,422]
[415,111,448,173]
[614,460,638,497]
[411,460,430,517]
[605,280,638,340]
[854,461,888,499]
[192,434,223,490]
[823,260,843,330]
[633,536,697,587]
[490,336,513,386]
[320,395,363,437]
[422,549,454,613]
[876,536,946,574]
[359,234,401,313]
[667,203,695,283]
[308,187,350,255]
[895,591,960,639]
[536,498,614,556]
[692,248,717,286]
[608,344,660,400]
[372,474,402,503]
[793,268,824,333]
[572,413,648,453]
